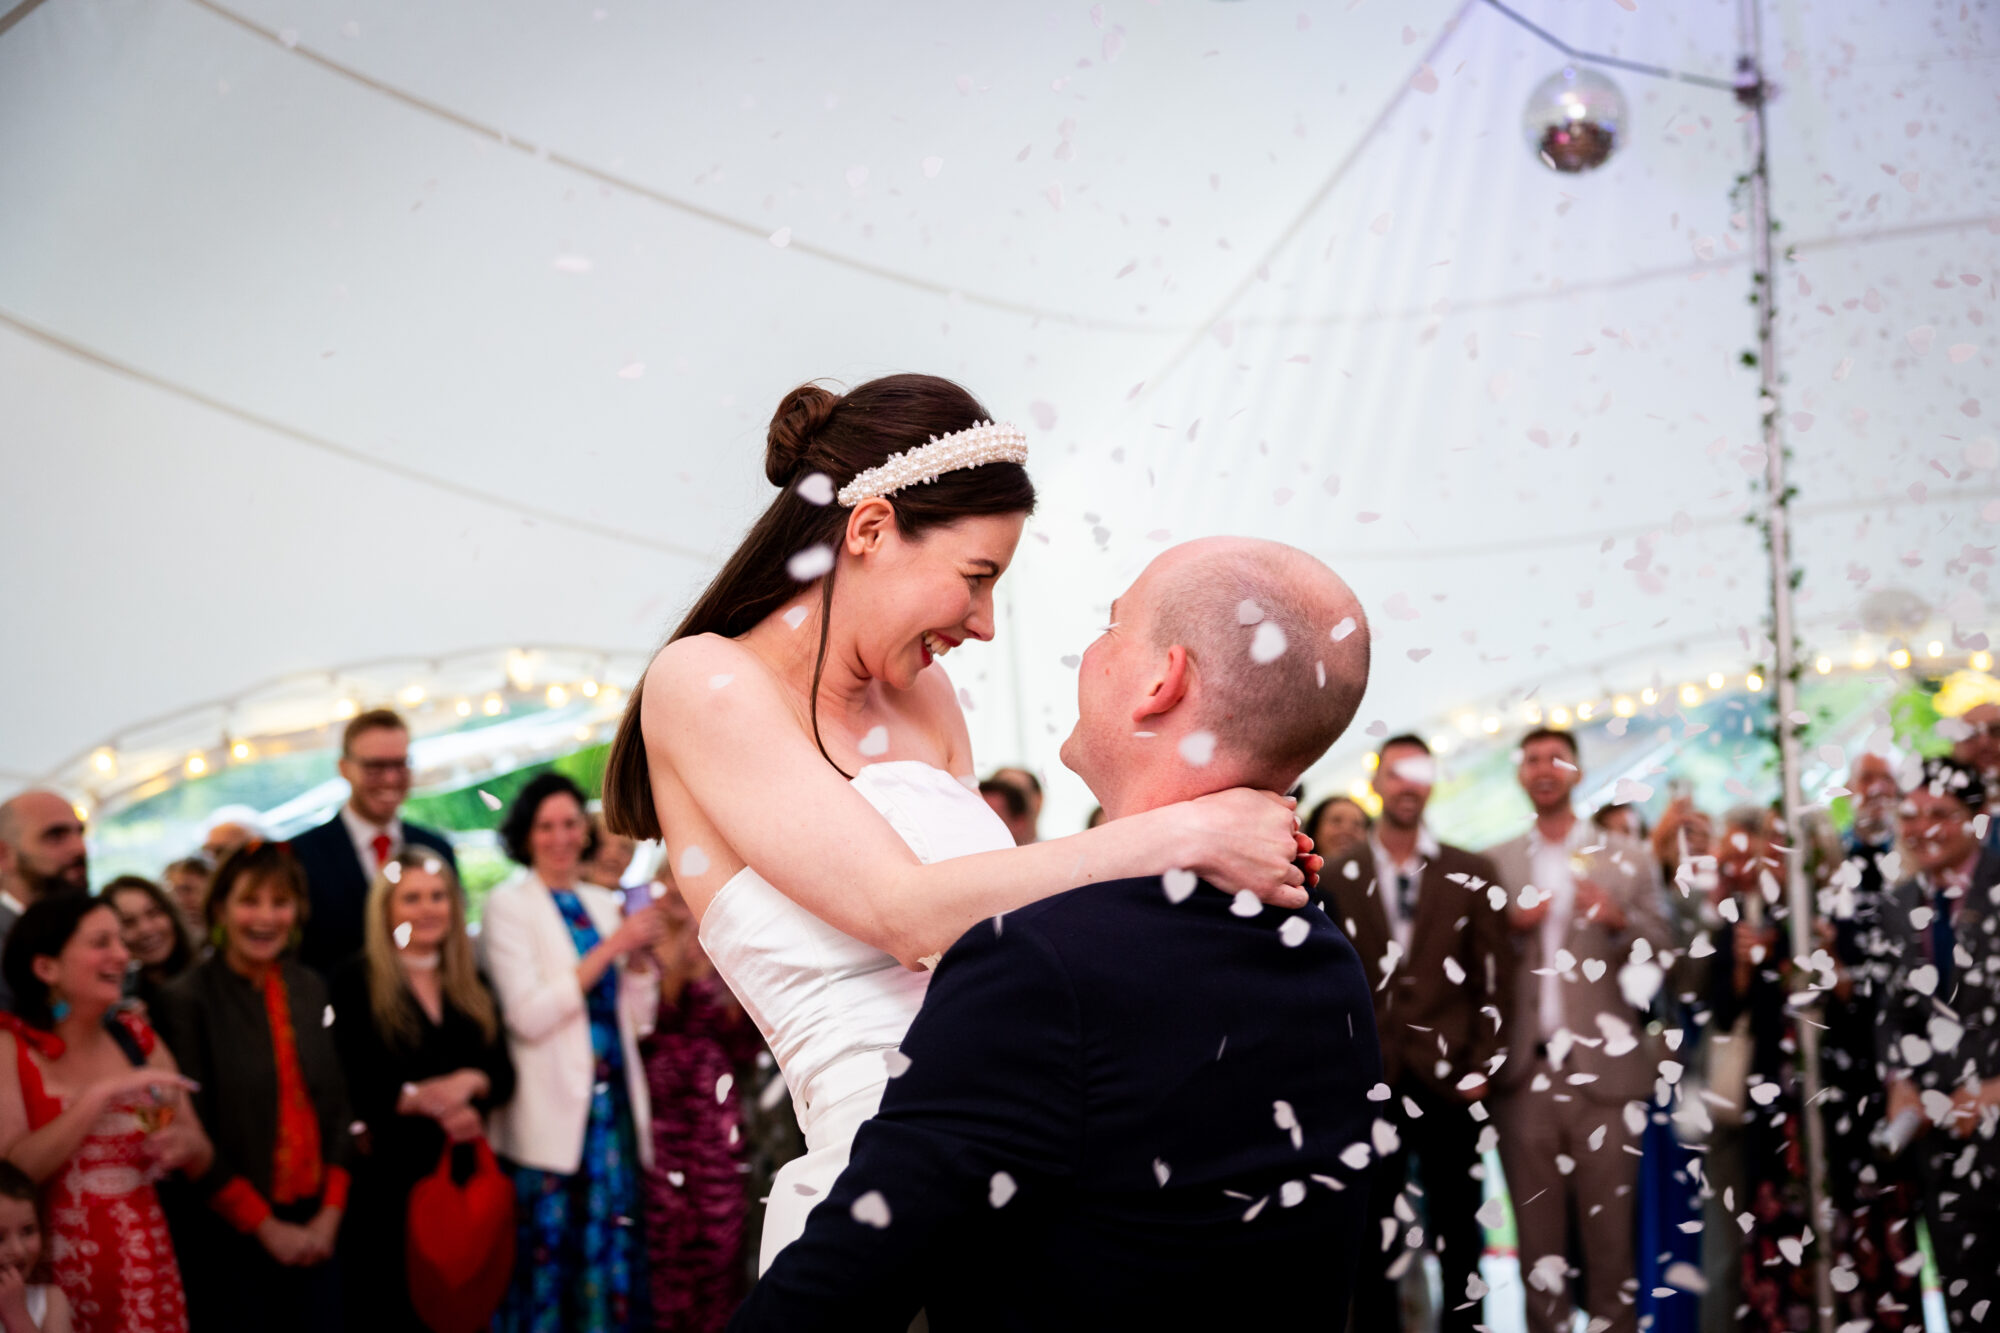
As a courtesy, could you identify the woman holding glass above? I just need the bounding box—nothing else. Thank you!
[0,891,211,1333]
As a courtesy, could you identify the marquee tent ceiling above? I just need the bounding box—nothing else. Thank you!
[3,0,1994,826]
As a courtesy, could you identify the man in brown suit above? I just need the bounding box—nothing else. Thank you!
[1327,734,1512,1333]
[1483,728,1672,1333]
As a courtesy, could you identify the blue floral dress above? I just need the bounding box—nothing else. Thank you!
[497,889,645,1333]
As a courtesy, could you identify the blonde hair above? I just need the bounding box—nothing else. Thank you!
[362,853,497,1049]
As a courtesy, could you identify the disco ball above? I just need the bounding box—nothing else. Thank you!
[1522,66,1628,173]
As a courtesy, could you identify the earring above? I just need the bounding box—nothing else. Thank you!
[49,988,70,1023]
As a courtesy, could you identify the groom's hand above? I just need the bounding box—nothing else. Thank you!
[1183,789,1310,908]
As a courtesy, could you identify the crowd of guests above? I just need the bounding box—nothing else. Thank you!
[0,698,1994,1331]
[1302,722,1998,1333]
[0,711,762,1333]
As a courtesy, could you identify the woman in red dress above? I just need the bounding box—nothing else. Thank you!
[0,892,213,1333]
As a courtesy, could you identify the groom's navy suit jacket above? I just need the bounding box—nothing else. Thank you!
[731,874,1383,1330]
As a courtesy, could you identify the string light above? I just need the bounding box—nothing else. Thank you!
[455,698,473,717]
[1548,706,1572,727]
[334,698,359,720]
[1927,641,1944,658]
[1640,687,1658,706]
[1362,752,1379,771]
[1853,648,1876,669]
[91,749,116,776]
[400,685,426,705]
[1889,648,1912,669]
[1974,651,1994,672]
[1457,713,1479,734]
[1814,656,1832,674]
[1575,701,1594,721]
[1523,705,1544,725]
[573,725,593,742]
[580,680,600,698]
[1706,672,1725,690]
[184,754,207,777]
[230,740,253,761]
[1481,716,1501,734]
[546,684,569,707]
[1612,696,1636,717]
[1680,684,1702,706]
[483,695,504,716]
[1745,672,1764,692]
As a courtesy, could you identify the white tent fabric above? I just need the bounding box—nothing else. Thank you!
[2,0,1994,827]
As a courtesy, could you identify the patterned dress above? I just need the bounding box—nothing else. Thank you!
[497,889,644,1333]
[640,972,761,1332]
[2,1012,189,1333]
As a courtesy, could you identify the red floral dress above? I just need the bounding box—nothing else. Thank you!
[2,1013,189,1333]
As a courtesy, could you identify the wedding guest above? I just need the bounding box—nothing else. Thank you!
[159,858,212,941]
[480,773,662,1332]
[1876,759,1999,1325]
[291,710,458,977]
[1483,728,1671,1333]
[1952,701,2000,787]
[976,779,1030,845]
[198,814,261,866]
[581,816,637,892]
[0,892,211,1333]
[0,794,89,1010]
[1305,793,1372,866]
[640,872,759,1332]
[0,1160,72,1333]
[330,852,516,1331]
[100,876,195,1014]
[153,842,354,1333]
[1326,734,1509,1333]
[1593,802,1644,840]
[986,766,1042,844]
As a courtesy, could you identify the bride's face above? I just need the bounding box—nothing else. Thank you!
[844,510,1026,691]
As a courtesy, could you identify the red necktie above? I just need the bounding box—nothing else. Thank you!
[371,832,393,869]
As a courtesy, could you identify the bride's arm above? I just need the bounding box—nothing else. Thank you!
[644,641,1306,969]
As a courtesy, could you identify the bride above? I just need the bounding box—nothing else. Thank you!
[602,373,1314,1268]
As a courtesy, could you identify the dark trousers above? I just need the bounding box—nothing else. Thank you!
[180,1196,343,1333]
[1350,1075,1486,1333]
[1920,1137,2000,1328]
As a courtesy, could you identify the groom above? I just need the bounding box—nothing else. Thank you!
[732,537,1382,1328]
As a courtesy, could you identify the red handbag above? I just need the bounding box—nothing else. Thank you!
[406,1137,516,1333]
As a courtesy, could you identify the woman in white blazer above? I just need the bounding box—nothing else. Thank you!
[480,772,663,1333]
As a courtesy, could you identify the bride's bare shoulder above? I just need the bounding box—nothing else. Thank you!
[643,635,783,717]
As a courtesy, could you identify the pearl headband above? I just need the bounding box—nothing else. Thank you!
[835,421,1029,508]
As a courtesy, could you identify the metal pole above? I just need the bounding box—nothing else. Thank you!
[1738,3,1835,1329]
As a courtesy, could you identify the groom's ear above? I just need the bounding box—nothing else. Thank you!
[1132,643,1192,724]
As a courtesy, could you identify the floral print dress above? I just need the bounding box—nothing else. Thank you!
[497,889,645,1333]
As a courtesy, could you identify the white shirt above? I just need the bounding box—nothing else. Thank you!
[0,891,26,918]
[1370,824,1441,952]
[1526,816,1593,1047]
[340,803,405,877]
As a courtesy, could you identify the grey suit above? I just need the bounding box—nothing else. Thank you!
[1481,823,1671,1333]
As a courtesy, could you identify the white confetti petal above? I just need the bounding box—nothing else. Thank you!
[478,790,503,811]
[1330,617,1357,641]
[988,1171,1017,1207]
[1163,868,1199,904]
[1230,890,1262,918]
[796,472,835,505]
[850,1191,891,1228]
[708,674,734,690]
[787,544,834,581]
[1179,731,1217,766]
[858,725,890,757]
[679,845,711,877]
[1278,916,1310,947]
[1250,621,1288,663]
[769,226,792,248]
[715,1073,734,1104]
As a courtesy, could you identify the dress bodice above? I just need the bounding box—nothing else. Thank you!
[698,761,1015,1126]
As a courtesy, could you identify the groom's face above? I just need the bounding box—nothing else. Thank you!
[1060,561,1167,798]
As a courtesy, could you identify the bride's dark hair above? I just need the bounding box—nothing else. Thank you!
[602,373,1037,840]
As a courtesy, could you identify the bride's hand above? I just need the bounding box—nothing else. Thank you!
[1176,789,1311,908]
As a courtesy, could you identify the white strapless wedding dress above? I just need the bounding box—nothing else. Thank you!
[698,759,1016,1270]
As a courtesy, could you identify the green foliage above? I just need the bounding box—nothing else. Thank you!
[1889,686,1950,758]
[401,743,611,832]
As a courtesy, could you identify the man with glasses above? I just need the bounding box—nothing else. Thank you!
[1950,700,2000,851]
[292,709,458,975]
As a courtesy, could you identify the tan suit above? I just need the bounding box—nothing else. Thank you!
[1482,824,1671,1333]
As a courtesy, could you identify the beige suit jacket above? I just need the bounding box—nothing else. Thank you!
[1482,824,1672,1104]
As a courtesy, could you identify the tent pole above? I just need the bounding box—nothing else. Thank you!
[1737,3,1835,1330]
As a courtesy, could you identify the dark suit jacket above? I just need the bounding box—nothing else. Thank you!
[1877,849,2000,1176]
[290,810,457,977]
[731,876,1383,1331]
[1325,840,1512,1095]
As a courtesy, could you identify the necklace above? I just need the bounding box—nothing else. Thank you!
[398,951,441,972]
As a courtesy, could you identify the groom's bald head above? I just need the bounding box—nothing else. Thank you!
[1062,538,1371,817]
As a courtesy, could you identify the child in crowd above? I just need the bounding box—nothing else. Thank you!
[0,1162,70,1333]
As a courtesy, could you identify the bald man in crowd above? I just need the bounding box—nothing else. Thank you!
[735,538,1381,1329]
[0,790,90,1007]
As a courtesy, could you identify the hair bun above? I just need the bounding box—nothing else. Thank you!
[766,383,843,486]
